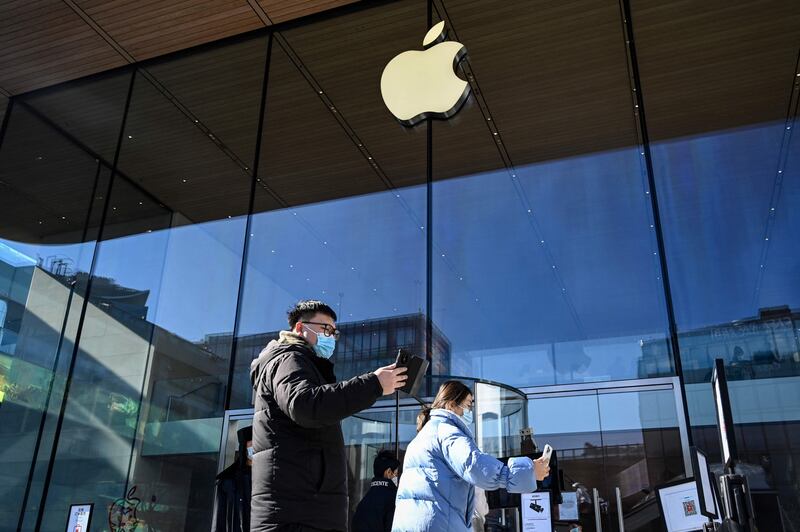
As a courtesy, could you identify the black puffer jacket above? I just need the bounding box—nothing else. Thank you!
[249,333,383,532]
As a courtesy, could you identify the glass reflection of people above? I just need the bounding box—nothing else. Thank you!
[212,426,253,532]
[351,450,401,532]
[392,380,549,531]
[250,300,407,532]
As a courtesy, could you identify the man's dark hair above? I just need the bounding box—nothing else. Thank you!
[287,300,337,328]
[373,450,400,478]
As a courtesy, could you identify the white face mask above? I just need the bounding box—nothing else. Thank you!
[391,476,399,487]
[246,446,255,459]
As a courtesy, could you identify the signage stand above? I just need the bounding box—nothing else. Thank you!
[711,359,757,531]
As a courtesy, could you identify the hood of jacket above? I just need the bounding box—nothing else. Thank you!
[250,331,336,389]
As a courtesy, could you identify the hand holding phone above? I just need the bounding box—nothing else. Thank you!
[542,443,553,465]
[394,349,429,396]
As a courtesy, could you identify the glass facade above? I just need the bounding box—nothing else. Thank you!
[0,0,798,531]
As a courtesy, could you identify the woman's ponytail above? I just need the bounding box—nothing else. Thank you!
[416,406,432,432]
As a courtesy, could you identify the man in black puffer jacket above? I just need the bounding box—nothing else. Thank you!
[249,300,407,532]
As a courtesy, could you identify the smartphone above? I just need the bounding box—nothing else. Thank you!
[541,444,553,465]
[394,348,429,396]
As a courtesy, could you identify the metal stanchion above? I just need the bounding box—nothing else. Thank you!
[593,488,602,531]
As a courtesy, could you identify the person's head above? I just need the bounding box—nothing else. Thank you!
[416,380,473,431]
[569,524,582,532]
[373,450,401,480]
[237,426,253,467]
[287,300,339,358]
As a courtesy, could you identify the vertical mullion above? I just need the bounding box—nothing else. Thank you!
[225,32,274,411]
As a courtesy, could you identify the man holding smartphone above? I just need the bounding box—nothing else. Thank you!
[249,300,407,532]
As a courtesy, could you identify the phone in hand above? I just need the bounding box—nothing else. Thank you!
[394,348,429,396]
[541,444,553,465]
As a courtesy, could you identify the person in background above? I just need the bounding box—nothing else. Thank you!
[212,426,253,532]
[351,450,401,532]
[392,380,549,531]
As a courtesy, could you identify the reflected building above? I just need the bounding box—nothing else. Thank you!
[204,312,451,397]
[641,305,800,385]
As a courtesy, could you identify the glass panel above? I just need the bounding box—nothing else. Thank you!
[0,94,8,129]
[431,0,672,388]
[34,33,260,528]
[219,416,254,474]
[20,70,134,163]
[475,382,526,458]
[230,1,428,409]
[529,388,685,532]
[598,389,684,531]
[633,1,800,527]
[343,410,395,524]
[0,98,119,530]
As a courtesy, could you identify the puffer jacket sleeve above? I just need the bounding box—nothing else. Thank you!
[271,353,383,428]
[439,424,536,493]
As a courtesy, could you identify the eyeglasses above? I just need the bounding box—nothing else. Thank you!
[303,321,341,340]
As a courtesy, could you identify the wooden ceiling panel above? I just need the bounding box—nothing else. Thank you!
[0,0,127,94]
[75,0,264,61]
[259,0,360,24]
[257,44,382,207]
[443,0,638,170]
[0,106,103,242]
[20,69,133,163]
[281,1,428,189]
[144,34,267,170]
[630,0,800,141]
[114,74,254,223]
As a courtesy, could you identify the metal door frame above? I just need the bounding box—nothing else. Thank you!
[217,407,256,473]
[520,376,692,479]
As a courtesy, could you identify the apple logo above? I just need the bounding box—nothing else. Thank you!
[381,21,471,126]
[108,486,141,532]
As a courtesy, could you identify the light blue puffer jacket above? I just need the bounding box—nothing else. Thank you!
[392,409,536,532]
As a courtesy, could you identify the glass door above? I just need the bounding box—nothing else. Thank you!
[475,381,528,458]
[528,381,687,532]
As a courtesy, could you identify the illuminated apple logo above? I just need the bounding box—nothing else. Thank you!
[381,21,471,126]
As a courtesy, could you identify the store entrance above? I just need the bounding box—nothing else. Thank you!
[219,376,689,532]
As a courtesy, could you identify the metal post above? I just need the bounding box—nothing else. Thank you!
[615,487,625,532]
[594,488,602,531]
[394,391,400,458]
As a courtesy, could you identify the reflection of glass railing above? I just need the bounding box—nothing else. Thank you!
[0,352,54,410]
[348,375,529,456]
[165,380,224,422]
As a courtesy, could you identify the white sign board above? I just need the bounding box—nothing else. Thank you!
[520,492,552,532]
[657,481,719,532]
[559,491,579,521]
[66,504,92,532]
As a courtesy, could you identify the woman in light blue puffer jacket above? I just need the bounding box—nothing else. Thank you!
[392,380,549,532]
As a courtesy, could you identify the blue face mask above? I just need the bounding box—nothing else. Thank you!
[461,409,474,425]
[305,325,336,359]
